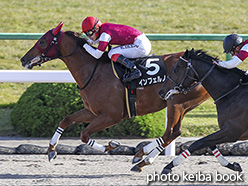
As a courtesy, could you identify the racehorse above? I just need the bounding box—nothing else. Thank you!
[159,49,247,174]
[20,22,210,171]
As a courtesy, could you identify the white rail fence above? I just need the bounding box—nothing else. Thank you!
[0,70,75,83]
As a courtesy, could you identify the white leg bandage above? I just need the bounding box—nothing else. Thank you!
[87,139,106,153]
[49,127,64,146]
[212,148,229,166]
[143,137,164,154]
[144,145,164,165]
[173,149,191,166]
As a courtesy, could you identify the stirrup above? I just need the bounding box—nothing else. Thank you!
[123,70,141,82]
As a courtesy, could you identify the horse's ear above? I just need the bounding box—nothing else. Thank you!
[52,22,64,35]
[183,49,189,59]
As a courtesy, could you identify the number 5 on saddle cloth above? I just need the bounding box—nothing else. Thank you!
[111,56,166,118]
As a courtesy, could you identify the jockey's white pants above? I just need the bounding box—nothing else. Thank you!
[108,33,151,59]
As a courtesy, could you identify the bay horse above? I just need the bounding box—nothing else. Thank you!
[20,22,210,171]
[159,49,248,174]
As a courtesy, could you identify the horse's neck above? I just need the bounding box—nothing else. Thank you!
[194,60,240,100]
[59,37,99,88]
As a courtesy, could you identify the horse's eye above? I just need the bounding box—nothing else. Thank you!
[39,38,47,48]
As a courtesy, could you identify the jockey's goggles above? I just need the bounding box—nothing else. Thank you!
[230,50,235,56]
[85,29,95,37]
[230,47,238,56]
[85,21,98,37]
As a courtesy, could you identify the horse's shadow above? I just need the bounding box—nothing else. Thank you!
[0,173,132,179]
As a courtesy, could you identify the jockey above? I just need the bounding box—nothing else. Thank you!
[81,16,151,82]
[217,34,248,69]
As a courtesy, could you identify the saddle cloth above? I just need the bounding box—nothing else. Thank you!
[111,55,166,88]
[111,55,166,118]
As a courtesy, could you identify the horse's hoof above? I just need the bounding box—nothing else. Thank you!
[109,140,121,149]
[161,167,172,175]
[48,151,57,162]
[232,162,242,172]
[226,162,242,172]
[130,165,143,173]
[132,156,142,164]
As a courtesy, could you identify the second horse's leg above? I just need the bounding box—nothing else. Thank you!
[161,128,243,174]
[209,145,242,172]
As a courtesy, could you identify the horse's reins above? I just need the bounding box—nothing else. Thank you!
[40,30,98,90]
[213,84,240,103]
[77,61,100,90]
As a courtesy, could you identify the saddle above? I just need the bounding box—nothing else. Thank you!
[111,55,166,118]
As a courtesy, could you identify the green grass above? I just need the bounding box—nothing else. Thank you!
[182,99,219,137]
[0,0,247,136]
[0,108,16,136]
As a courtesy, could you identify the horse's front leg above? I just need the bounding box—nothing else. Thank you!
[80,114,122,153]
[48,108,96,162]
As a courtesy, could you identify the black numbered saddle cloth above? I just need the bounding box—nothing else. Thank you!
[111,55,166,88]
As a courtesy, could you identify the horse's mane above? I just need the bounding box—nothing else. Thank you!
[188,49,219,63]
[187,49,245,76]
[65,31,88,47]
[64,31,110,61]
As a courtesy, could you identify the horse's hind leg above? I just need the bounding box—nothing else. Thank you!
[131,102,184,173]
[48,108,96,162]
[131,128,181,173]
[132,104,183,164]
[132,137,164,165]
[131,118,182,172]
[161,128,243,174]
[132,89,209,172]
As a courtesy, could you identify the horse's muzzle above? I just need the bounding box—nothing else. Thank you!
[20,56,42,69]
[20,57,26,67]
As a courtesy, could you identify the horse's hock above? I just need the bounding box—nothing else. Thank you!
[0,140,248,156]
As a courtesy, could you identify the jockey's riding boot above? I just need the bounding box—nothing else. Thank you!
[116,55,142,82]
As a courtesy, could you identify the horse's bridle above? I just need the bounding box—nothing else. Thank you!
[36,31,79,66]
[167,56,216,94]
[33,30,99,91]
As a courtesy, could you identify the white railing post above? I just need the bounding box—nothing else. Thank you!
[164,107,176,156]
